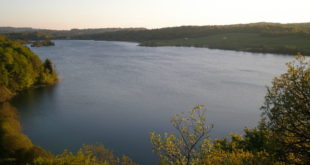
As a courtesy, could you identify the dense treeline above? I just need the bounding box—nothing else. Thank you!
[76,22,310,41]
[0,27,38,33]
[3,31,62,41]
[0,35,58,102]
[1,28,146,41]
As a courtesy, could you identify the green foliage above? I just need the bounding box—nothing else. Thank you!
[150,105,213,165]
[36,58,58,85]
[0,35,58,102]
[0,85,13,102]
[150,106,279,165]
[31,40,55,47]
[33,144,137,165]
[261,54,310,163]
[213,120,277,154]
[43,58,54,73]
[4,31,56,41]
[201,149,274,165]
[0,102,53,164]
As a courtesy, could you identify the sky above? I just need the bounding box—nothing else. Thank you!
[0,0,309,30]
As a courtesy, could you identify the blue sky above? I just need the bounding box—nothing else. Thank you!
[0,0,309,29]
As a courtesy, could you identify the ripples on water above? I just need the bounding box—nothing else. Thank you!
[12,40,292,164]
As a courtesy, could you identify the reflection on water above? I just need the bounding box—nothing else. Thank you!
[13,40,292,164]
[12,85,57,113]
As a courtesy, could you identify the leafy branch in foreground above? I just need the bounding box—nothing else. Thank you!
[150,106,274,165]
[150,105,213,165]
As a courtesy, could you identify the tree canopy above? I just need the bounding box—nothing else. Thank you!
[0,35,58,102]
[261,54,310,163]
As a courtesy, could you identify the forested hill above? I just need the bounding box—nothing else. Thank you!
[2,22,310,55]
[76,22,310,41]
[74,22,310,55]
[0,35,58,102]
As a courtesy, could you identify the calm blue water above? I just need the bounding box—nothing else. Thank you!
[12,40,292,164]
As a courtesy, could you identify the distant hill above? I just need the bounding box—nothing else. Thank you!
[0,27,39,33]
[1,22,310,55]
[73,22,310,55]
[69,27,146,35]
[0,27,146,40]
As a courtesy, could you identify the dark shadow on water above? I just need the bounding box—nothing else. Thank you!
[10,85,58,117]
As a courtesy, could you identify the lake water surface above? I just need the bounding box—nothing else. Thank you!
[12,40,292,164]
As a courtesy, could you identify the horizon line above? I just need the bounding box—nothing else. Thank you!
[1,21,310,31]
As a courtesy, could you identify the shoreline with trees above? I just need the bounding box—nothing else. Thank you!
[1,22,310,56]
[0,36,58,102]
[0,35,309,164]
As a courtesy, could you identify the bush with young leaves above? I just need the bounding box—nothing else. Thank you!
[150,105,213,165]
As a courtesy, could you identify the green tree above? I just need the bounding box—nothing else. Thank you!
[43,58,54,74]
[261,54,310,163]
[150,105,213,165]
[0,35,58,102]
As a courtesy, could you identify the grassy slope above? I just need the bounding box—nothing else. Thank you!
[140,33,310,55]
[73,22,310,56]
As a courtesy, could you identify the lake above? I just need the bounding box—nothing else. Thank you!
[12,40,292,164]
